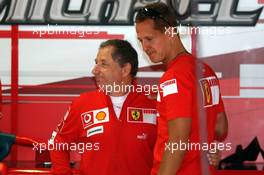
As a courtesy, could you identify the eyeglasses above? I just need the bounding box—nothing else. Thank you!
[137,7,171,26]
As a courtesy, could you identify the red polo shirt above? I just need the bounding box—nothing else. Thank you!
[152,54,225,175]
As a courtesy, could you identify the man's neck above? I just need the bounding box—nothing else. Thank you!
[163,38,186,66]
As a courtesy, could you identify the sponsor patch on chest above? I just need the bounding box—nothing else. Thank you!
[87,126,104,138]
[81,107,109,129]
[127,107,157,125]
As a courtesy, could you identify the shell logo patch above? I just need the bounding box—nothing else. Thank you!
[96,111,106,121]
[81,107,109,129]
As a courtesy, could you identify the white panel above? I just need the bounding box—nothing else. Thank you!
[241,79,264,87]
[216,72,222,78]
[237,0,264,21]
[197,25,264,58]
[19,39,100,85]
[0,26,11,30]
[240,89,264,98]
[68,0,83,11]
[198,3,211,12]
[0,39,11,89]
[137,72,164,78]
[237,0,262,9]
[196,0,264,58]
[240,64,264,87]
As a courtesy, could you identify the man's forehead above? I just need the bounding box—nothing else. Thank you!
[95,56,115,64]
[136,20,162,36]
[136,19,155,30]
[96,47,113,59]
[99,46,114,54]
[97,46,113,57]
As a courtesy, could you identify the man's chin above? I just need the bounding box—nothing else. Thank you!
[95,82,104,88]
[96,83,108,93]
[149,56,161,63]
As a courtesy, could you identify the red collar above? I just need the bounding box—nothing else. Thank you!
[167,52,190,70]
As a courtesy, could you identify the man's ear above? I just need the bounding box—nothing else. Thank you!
[122,63,132,77]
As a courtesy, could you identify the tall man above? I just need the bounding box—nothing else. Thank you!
[135,2,228,175]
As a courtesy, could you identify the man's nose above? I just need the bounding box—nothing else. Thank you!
[142,41,150,52]
[92,64,99,75]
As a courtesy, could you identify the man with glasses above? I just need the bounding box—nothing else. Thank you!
[135,2,228,175]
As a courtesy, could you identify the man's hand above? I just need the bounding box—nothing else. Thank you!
[207,146,221,168]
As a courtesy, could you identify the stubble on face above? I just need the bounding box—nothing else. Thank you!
[136,19,170,64]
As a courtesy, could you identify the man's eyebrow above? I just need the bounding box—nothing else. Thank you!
[101,58,108,62]
[95,58,108,63]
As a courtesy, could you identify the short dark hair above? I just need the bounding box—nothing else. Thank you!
[99,39,138,77]
[135,2,178,32]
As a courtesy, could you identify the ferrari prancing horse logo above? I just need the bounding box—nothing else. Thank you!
[204,83,211,104]
[131,110,140,121]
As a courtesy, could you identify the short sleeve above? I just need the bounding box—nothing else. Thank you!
[159,71,194,121]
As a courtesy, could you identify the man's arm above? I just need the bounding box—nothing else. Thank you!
[50,135,72,175]
[214,112,228,141]
[158,118,192,175]
[49,104,81,175]
[206,112,228,168]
